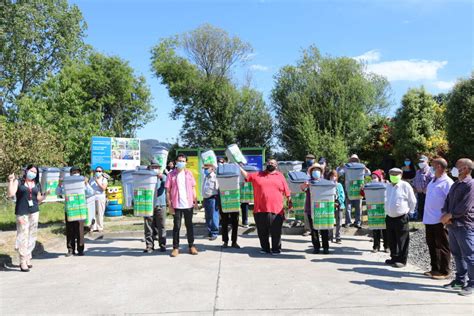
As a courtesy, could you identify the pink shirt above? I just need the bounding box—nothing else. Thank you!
[165,169,196,209]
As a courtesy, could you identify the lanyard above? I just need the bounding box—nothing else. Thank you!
[25,181,34,201]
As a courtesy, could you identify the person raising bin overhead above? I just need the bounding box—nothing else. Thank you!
[239,159,292,255]
[143,159,167,253]
[165,154,198,257]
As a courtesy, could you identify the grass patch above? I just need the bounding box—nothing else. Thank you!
[0,201,66,231]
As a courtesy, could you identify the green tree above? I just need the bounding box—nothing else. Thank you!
[392,87,447,162]
[359,116,395,171]
[0,117,65,181]
[271,46,391,166]
[1,0,86,117]
[150,24,273,148]
[16,52,154,170]
[445,75,474,160]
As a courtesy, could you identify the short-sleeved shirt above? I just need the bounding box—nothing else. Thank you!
[247,171,290,215]
[165,169,196,209]
[423,174,453,225]
[155,174,167,207]
[89,177,108,200]
[15,180,42,216]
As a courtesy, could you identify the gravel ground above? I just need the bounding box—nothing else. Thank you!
[408,226,456,273]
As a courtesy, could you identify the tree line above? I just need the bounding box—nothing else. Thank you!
[1,0,472,180]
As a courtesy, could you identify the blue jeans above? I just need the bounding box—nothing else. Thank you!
[345,199,361,225]
[204,196,220,237]
[448,226,474,286]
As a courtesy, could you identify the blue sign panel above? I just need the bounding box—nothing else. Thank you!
[245,155,263,170]
[91,136,112,170]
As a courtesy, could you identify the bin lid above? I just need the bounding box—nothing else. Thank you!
[151,145,168,152]
[217,163,240,176]
[243,165,259,172]
[288,171,310,183]
[310,179,336,187]
[61,167,72,171]
[136,165,148,170]
[133,170,157,177]
[287,160,303,166]
[364,182,386,190]
[345,162,366,169]
[63,175,85,183]
[43,167,61,172]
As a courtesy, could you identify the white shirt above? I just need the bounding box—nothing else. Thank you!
[202,172,219,198]
[89,177,108,200]
[177,170,190,209]
[423,174,454,225]
[385,180,416,218]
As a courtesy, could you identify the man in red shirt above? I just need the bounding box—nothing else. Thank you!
[240,159,292,254]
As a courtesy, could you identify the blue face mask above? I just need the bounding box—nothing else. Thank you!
[176,161,186,170]
[306,159,315,166]
[204,169,211,176]
[95,171,102,178]
[404,161,411,166]
[311,170,321,179]
[26,171,36,180]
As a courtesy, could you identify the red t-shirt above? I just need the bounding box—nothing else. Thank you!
[247,171,290,215]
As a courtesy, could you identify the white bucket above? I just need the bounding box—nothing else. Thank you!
[63,176,87,222]
[41,167,61,202]
[132,170,158,217]
[225,144,247,164]
[151,146,168,172]
[201,149,218,167]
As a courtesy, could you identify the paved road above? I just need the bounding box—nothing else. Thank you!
[1,233,472,315]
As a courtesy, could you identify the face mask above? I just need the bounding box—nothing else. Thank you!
[418,162,427,169]
[404,161,411,166]
[72,173,81,177]
[266,165,276,172]
[451,167,459,178]
[152,168,160,175]
[311,170,321,179]
[26,171,36,180]
[204,169,211,176]
[176,161,186,169]
[306,159,315,166]
[390,174,401,184]
[95,172,102,178]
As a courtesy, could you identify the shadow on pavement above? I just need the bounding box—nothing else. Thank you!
[339,267,426,279]
[351,279,454,293]
[311,257,386,266]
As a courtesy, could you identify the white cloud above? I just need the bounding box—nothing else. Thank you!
[250,64,270,72]
[432,80,456,90]
[366,60,447,81]
[353,50,381,63]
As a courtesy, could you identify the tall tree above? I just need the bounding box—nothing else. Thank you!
[1,0,86,117]
[392,87,447,162]
[272,46,391,166]
[16,52,155,169]
[150,24,273,148]
[445,74,474,160]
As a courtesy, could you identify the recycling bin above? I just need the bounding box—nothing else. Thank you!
[151,146,168,172]
[63,176,88,222]
[201,149,218,167]
[132,170,158,217]
[288,171,310,221]
[217,163,241,213]
[121,170,134,208]
[40,167,61,202]
[225,144,247,164]
[310,179,336,230]
[344,162,366,200]
[364,182,387,230]
[240,165,259,204]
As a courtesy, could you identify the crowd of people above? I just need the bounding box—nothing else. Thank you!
[6,153,473,297]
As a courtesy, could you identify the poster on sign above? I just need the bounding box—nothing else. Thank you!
[91,136,140,170]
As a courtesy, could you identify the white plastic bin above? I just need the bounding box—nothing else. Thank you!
[217,163,241,213]
[310,179,336,230]
[63,176,87,222]
[121,170,135,208]
[151,146,169,172]
[201,149,218,167]
[364,182,387,230]
[132,170,158,217]
[344,162,366,200]
[41,167,61,202]
[225,144,247,164]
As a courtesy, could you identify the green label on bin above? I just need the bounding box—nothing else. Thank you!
[313,200,335,230]
[348,180,364,200]
[65,193,88,222]
[134,188,154,217]
[220,189,240,213]
[288,192,306,221]
[367,203,386,230]
[44,180,59,201]
[240,182,254,203]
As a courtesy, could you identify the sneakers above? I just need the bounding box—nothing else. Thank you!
[189,246,198,255]
[222,242,228,248]
[443,280,465,290]
[385,259,396,265]
[392,262,406,268]
[170,249,179,257]
[459,286,473,296]
[231,242,241,249]
[335,239,342,244]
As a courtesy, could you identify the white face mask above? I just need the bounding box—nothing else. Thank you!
[418,162,427,169]
[451,167,459,178]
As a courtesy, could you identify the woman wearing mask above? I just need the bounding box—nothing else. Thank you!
[361,170,389,253]
[401,158,416,183]
[328,170,345,244]
[164,161,175,175]
[7,165,50,272]
[301,164,330,254]
[89,166,108,232]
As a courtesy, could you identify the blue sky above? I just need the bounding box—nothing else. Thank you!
[72,0,473,143]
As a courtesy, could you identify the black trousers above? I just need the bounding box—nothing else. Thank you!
[254,212,284,252]
[172,208,194,249]
[425,223,451,275]
[65,214,84,253]
[144,206,167,249]
[417,193,426,221]
[386,214,410,264]
[373,229,388,250]
[308,214,329,250]
[220,210,239,243]
[241,203,249,226]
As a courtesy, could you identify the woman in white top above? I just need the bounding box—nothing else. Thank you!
[89,166,108,232]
